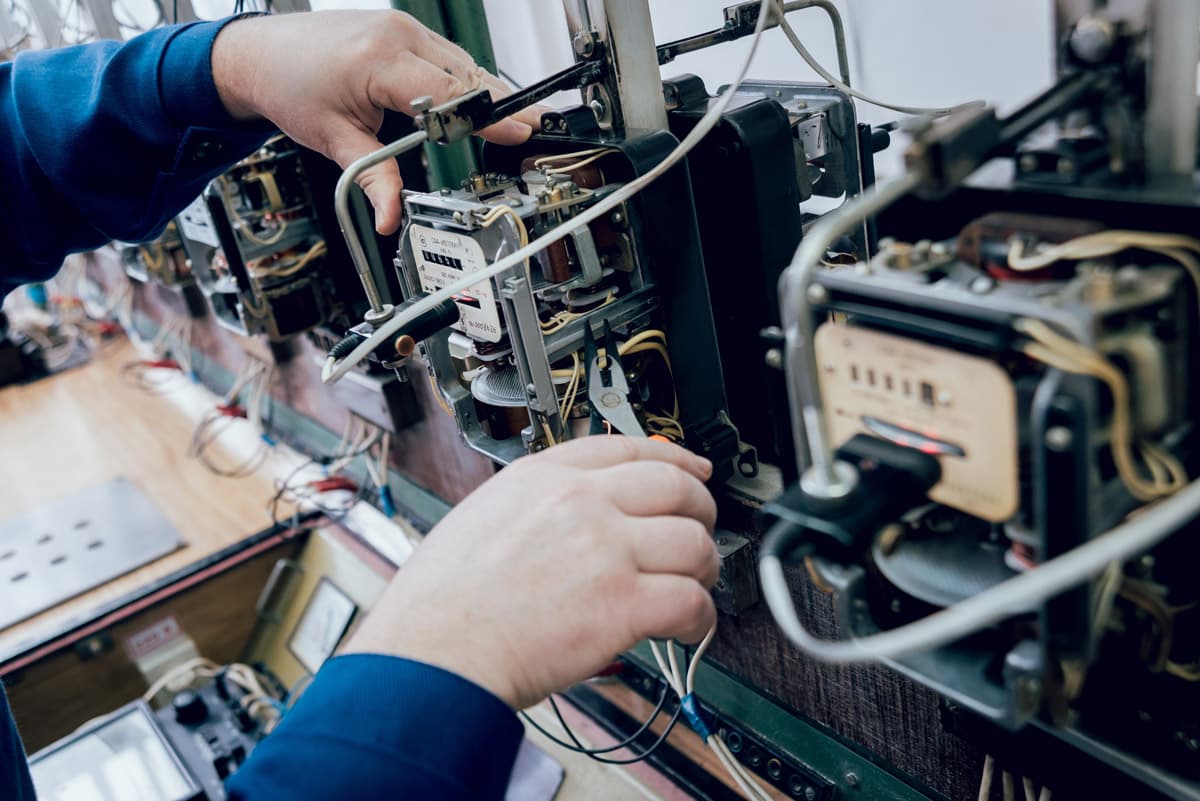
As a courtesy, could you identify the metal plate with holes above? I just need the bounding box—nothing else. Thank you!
[0,478,184,631]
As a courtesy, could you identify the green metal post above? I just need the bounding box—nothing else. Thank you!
[390,0,499,188]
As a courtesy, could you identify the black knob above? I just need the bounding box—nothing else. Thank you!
[172,690,209,726]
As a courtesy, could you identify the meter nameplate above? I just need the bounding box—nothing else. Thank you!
[815,323,1020,522]
[410,224,503,343]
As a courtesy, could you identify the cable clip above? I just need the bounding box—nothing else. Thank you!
[680,693,711,740]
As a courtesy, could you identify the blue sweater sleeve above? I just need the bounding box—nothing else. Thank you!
[0,20,272,287]
[227,654,524,800]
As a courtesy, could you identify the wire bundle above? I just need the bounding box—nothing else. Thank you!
[1015,317,1188,501]
[267,416,387,528]
[142,658,285,734]
[977,754,1052,801]
[524,626,774,800]
[189,357,275,478]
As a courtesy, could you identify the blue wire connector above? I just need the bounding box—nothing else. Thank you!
[379,485,396,517]
[680,693,711,740]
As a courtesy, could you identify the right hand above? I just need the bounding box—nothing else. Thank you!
[344,437,720,710]
[212,10,543,235]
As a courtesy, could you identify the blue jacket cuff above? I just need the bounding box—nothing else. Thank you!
[227,654,524,800]
[158,16,262,130]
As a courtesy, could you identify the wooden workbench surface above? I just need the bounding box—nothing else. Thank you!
[0,338,293,656]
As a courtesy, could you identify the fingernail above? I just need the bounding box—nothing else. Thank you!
[695,456,713,478]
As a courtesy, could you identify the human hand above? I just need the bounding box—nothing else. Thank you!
[210,11,541,235]
[344,437,721,710]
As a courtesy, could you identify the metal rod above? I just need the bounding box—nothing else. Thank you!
[333,130,429,319]
[657,1,851,88]
[1145,0,1200,187]
[781,0,852,86]
[599,0,670,131]
[778,171,921,496]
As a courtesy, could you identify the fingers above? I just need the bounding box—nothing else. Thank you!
[370,51,468,119]
[596,461,718,530]
[379,19,537,144]
[323,122,405,235]
[631,574,716,644]
[535,436,713,480]
[629,517,721,587]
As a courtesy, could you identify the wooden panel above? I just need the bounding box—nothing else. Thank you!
[0,334,302,654]
[3,539,299,752]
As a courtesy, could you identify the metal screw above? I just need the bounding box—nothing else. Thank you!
[526,383,537,397]
[452,211,465,224]
[1045,426,1073,451]
[589,98,606,120]
[1070,15,1117,64]
[969,276,995,294]
[610,211,625,226]
[806,284,829,304]
[1057,158,1077,177]
[572,31,596,58]
[805,788,816,801]
[765,349,783,370]
[1019,154,1038,173]
[845,772,859,788]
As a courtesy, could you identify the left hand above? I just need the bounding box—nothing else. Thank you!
[211,10,541,235]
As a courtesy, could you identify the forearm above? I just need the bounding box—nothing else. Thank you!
[0,19,271,287]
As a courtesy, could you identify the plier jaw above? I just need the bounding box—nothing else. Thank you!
[585,321,647,438]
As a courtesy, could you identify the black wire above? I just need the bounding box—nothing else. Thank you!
[552,685,668,754]
[520,688,683,765]
[172,0,177,23]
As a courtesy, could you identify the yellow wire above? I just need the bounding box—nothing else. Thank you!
[545,149,619,175]
[1006,231,1200,302]
[251,240,327,279]
[533,148,610,168]
[1015,318,1187,501]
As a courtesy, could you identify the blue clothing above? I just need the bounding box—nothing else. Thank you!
[0,21,523,800]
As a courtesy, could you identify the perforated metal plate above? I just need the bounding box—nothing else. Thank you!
[0,478,184,631]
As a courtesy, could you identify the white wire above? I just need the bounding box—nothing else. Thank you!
[322,0,775,385]
[760,474,1200,663]
[648,631,774,801]
[772,0,981,117]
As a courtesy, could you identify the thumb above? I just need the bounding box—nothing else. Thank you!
[328,124,406,236]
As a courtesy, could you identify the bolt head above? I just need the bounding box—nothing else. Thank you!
[806,284,829,304]
[572,31,596,58]
[845,772,859,787]
[1019,153,1039,173]
[969,276,995,294]
[765,349,783,370]
[1045,426,1073,451]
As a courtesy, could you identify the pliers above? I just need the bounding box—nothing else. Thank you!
[585,321,646,438]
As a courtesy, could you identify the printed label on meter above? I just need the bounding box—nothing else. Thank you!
[409,224,503,343]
